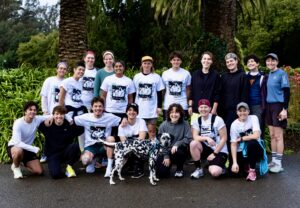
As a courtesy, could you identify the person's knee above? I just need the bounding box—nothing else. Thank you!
[209,167,222,177]
[32,167,44,175]
[107,136,115,142]
[11,147,23,159]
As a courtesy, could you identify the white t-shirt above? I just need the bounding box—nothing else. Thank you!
[133,72,165,118]
[101,74,135,113]
[192,114,228,154]
[40,76,64,114]
[61,77,83,108]
[74,112,121,147]
[230,115,261,152]
[162,68,191,110]
[81,68,97,109]
[8,116,49,146]
[118,118,148,138]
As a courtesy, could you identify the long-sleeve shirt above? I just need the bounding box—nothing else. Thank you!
[190,69,220,113]
[39,119,84,156]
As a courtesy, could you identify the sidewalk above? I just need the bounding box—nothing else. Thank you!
[1,152,300,208]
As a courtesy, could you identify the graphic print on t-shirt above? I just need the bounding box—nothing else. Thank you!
[112,85,126,101]
[71,89,82,102]
[90,126,106,140]
[168,81,182,96]
[138,83,152,99]
[239,128,253,137]
[201,125,216,142]
[83,77,95,91]
[53,86,60,102]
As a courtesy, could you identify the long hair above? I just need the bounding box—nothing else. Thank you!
[166,103,184,123]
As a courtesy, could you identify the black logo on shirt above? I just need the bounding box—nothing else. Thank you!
[90,126,106,140]
[138,83,152,99]
[54,87,60,102]
[112,85,126,101]
[83,77,95,91]
[71,89,82,102]
[169,81,182,96]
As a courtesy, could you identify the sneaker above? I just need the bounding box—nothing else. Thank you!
[40,155,47,163]
[246,169,256,181]
[65,165,76,178]
[174,170,184,178]
[101,158,108,167]
[11,164,23,179]
[269,164,284,173]
[104,168,112,178]
[268,162,276,168]
[190,168,204,179]
[86,159,96,173]
[131,171,144,179]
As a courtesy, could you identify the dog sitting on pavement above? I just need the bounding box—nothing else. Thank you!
[98,132,172,185]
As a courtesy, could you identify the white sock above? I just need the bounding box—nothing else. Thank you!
[275,153,283,167]
[271,152,277,163]
[107,158,113,170]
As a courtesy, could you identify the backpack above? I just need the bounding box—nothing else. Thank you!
[198,114,217,136]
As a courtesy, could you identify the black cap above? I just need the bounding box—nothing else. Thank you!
[126,103,139,114]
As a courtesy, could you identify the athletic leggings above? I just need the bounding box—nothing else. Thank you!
[156,146,188,178]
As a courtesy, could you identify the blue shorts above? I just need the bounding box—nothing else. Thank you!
[84,143,106,157]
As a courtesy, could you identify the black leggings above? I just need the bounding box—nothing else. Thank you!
[246,140,264,169]
[156,146,188,178]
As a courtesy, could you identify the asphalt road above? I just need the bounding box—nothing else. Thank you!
[1,153,300,208]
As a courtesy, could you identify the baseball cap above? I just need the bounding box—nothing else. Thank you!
[265,53,278,61]
[236,102,249,111]
[198,99,211,107]
[126,103,139,113]
[141,56,153,62]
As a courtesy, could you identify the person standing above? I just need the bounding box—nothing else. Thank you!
[133,56,164,140]
[39,61,68,163]
[93,51,115,97]
[162,51,191,120]
[7,101,50,179]
[188,51,220,123]
[264,53,290,173]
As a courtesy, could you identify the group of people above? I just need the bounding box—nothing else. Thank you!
[7,50,290,183]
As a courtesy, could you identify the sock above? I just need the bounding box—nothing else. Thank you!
[107,158,113,170]
[194,160,201,169]
[271,152,277,163]
[275,153,283,167]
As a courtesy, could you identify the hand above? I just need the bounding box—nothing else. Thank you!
[43,111,50,115]
[206,137,216,147]
[162,158,171,167]
[44,116,54,127]
[120,117,128,127]
[69,120,74,125]
[231,163,239,173]
[188,107,193,116]
[156,108,162,116]
[278,109,287,121]
[207,153,216,161]
[236,137,242,143]
[171,146,178,154]
[210,108,217,115]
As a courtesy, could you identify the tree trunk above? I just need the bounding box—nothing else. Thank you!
[59,0,87,66]
[201,0,236,52]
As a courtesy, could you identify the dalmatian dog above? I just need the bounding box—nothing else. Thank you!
[98,133,172,186]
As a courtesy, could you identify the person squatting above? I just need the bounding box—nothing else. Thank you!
[7,51,289,183]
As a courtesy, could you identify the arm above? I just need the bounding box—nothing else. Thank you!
[231,142,239,173]
[100,90,107,102]
[213,126,227,154]
[59,86,66,106]
[41,96,49,115]
[128,93,133,104]
[211,102,218,115]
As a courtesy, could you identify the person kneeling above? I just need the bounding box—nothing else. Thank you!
[230,102,268,181]
[190,99,228,179]
[39,106,84,179]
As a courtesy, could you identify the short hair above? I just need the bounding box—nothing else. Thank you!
[169,51,183,61]
[23,101,38,112]
[201,51,214,61]
[76,60,85,68]
[52,105,67,115]
[84,50,96,58]
[113,60,126,68]
[244,54,260,64]
[166,103,184,123]
[91,97,105,107]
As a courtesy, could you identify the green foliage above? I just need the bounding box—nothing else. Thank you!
[237,0,300,67]
[0,66,55,163]
[17,31,59,67]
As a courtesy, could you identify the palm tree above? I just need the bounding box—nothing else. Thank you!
[151,0,267,52]
[59,0,87,65]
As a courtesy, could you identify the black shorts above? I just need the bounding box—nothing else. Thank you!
[265,103,287,129]
[7,146,38,165]
[201,142,228,168]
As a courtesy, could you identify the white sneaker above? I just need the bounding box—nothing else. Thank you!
[11,164,23,179]
[269,164,284,173]
[104,168,112,178]
[86,159,96,173]
[190,168,204,179]
[40,155,47,163]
